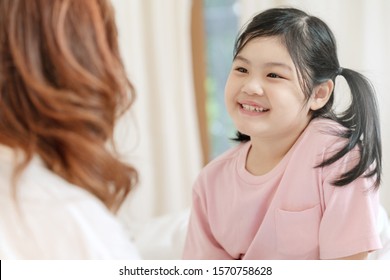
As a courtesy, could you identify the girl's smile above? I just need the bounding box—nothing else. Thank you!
[239,100,270,116]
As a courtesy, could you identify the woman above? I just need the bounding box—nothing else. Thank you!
[0,0,139,259]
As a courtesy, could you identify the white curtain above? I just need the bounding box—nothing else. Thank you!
[110,0,202,226]
[238,0,390,214]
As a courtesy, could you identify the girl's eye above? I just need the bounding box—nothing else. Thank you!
[235,67,248,73]
[267,73,282,79]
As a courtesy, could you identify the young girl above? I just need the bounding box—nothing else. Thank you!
[0,0,139,259]
[183,7,382,260]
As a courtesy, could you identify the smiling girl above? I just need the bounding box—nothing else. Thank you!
[183,7,382,260]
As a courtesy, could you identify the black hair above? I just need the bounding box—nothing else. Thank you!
[232,7,381,188]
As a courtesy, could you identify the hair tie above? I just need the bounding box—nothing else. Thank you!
[336,67,343,76]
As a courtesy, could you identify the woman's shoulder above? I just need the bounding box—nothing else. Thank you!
[0,152,140,259]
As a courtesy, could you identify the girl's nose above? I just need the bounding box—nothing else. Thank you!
[241,77,264,96]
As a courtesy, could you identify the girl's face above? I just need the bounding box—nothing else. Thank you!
[225,36,313,142]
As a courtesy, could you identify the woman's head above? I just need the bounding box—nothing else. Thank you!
[234,7,340,118]
[0,0,137,210]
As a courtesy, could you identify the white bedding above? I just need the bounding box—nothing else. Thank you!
[131,209,190,259]
[368,205,390,259]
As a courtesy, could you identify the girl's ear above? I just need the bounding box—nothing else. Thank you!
[310,80,334,111]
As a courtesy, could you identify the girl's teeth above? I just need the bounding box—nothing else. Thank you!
[242,104,268,112]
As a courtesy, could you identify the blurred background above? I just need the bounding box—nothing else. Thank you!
[110,0,390,227]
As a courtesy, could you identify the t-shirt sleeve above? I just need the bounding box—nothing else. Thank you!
[182,179,233,260]
[318,150,382,259]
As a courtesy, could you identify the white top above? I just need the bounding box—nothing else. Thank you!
[0,144,140,259]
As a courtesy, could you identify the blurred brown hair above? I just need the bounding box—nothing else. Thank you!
[0,0,137,211]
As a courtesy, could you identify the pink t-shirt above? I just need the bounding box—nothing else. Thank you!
[183,118,382,259]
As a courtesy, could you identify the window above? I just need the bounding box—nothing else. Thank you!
[204,0,239,159]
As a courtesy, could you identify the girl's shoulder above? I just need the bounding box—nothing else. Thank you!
[206,142,248,166]
[290,118,350,166]
[197,142,249,178]
[303,118,361,171]
[304,118,348,147]
[307,117,344,133]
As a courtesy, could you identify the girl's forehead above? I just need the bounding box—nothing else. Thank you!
[238,37,293,63]
[241,36,285,50]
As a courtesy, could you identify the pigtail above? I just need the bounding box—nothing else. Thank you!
[317,68,382,187]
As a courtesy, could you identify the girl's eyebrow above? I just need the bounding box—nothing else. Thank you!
[234,55,292,71]
[234,55,250,64]
[264,62,293,72]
